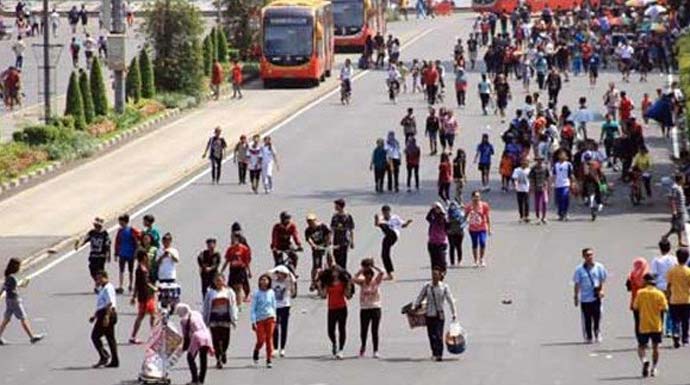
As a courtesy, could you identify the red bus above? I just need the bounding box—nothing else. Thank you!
[332,0,386,52]
[472,0,600,13]
[260,0,335,87]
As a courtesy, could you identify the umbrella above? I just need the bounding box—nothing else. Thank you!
[625,0,656,7]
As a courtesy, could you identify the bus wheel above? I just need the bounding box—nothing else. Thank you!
[263,80,273,89]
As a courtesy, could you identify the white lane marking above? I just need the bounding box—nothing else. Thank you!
[23,26,437,282]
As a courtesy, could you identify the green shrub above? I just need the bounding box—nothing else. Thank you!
[0,142,49,180]
[40,130,97,161]
[12,124,60,145]
[111,106,143,130]
[139,48,156,98]
[154,92,198,109]
[203,35,213,76]
[242,62,260,78]
[227,48,239,61]
[65,72,86,131]
[126,56,143,104]
[209,27,217,61]
[48,115,76,130]
[79,69,95,124]
[90,58,109,116]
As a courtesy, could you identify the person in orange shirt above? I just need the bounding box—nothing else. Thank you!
[221,233,252,304]
[641,93,652,124]
[210,60,224,100]
[231,60,243,99]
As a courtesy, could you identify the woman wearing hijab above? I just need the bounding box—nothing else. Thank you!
[626,258,650,338]
[446,201,467,267]
[176,303,214,384]
[385,131,402,193]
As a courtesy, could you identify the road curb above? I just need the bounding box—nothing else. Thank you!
[0,108,180,198]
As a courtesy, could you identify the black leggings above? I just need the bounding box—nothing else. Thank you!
[448,232,464,265]
[374,167,386,192]
[407,164,419,189]
[187,346,209,384]
[360,308,381,352]
[328,307,348,351]
[210,326,230,360]
[439,182,451,201]
[237,162,247,184]
[379,224,398,274]
[210,156,222,182]
[516,191,529,218]
[580,300,602,341]
[273,306,290,350]
[456,89,466,106]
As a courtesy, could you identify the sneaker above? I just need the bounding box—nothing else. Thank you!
[0,338,6,345]
[642,361,650,378]
[597,204,603,212]
[595,334,603,343]
[30,334,45,344]
[266,361,272,368]
[332,344,337,357]
[336,351,344,360]
[651,367,658,377]
[105,361,119,368]
[253,360,259,366]
[673,336,680,348]
[279,349,285,357]
[115,287,124,294]
[373,352,380,359]
[216,361,223,369]
[129,338,142,345]
[359,348,365,358]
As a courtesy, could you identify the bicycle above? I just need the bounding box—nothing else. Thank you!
[273,246,302,294]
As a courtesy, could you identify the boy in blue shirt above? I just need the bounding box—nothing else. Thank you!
[115,214,140,294]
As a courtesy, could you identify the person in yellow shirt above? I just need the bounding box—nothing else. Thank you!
[666,247,690,348]
[632,274,668,378]
[631,146,652,198]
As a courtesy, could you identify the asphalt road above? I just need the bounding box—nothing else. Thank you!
[0,13,684,385]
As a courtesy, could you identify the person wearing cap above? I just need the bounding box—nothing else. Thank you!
[331,199,355,270]
[156,233,181,311]
[221,232,252,304]
[176,303,214,381]
[197,238,221,299]
[375,205,412,279]
[633,273,668,377]
[271,212,303,273]
[271,265,296,357]
[76,217,112,292]
[305,214,331,292]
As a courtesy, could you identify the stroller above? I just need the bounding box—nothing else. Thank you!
[138,310,183,384]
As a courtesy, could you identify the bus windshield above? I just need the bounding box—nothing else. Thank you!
[264,16,314,57]
[333,0,364,29]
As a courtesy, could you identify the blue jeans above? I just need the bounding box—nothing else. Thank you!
[555,187,570,218]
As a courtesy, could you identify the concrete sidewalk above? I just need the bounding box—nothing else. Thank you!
[0,17,434,266]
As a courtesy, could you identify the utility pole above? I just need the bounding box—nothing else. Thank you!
[111,0,125,113]
[42,0,50,123]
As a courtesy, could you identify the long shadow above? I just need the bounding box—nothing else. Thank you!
[593,347,637,354]
[52,365,99,371]
[382,356,460,362]
[51,292,96,297]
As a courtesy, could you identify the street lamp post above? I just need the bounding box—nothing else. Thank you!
[42,0,50,123]
[111,0,125,113]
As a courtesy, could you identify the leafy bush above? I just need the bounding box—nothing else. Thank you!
[12,124,60,145]
[147,0,204,97]
[217,28,229,63]
[87,117,117,136]
[0,142,48,180]
[40,130,97,161]
[138,99,166,117]
[227,48,239,61]
[48,115,75,130]
[154,92,198,109]
[203,35,214,76]
[111,106,143,130]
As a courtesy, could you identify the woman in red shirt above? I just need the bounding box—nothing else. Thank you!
[438,152,452,202]
[318,266,352,359]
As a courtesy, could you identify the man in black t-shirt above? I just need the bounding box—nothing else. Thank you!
[330,199,355,270]
[305,213,331,291]
[76,217,112,292]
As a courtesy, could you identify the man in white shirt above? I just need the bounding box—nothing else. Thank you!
[49,8,60,37]
[618,42,634,82]
[512,158,531,222]
[83,33,96,69]
[375,205,412,279]
[339,58,354,95]
[90,271,119,368]
[650,238,676,336]
[156,233,179,283]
